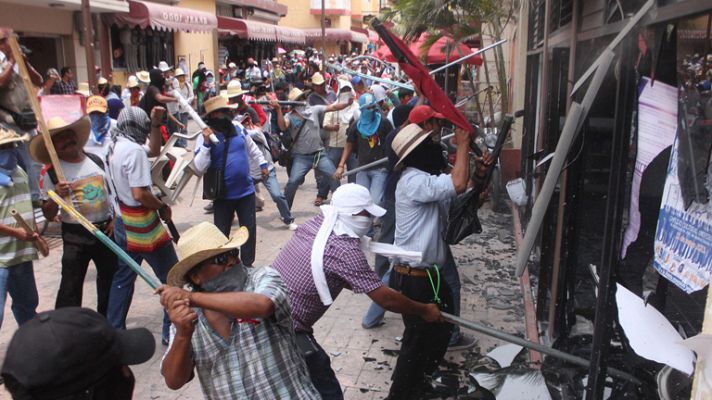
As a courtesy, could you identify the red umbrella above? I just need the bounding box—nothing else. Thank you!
[410,34,483,66]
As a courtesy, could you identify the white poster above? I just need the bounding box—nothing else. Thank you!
[653,137,712,293]
[621,77,678,258]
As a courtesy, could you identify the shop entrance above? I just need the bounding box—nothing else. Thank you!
[21,36,62,78]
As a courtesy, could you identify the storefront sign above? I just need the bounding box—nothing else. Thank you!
[653,137,712,293]
[621,77,677,257]
[160,12,210,27]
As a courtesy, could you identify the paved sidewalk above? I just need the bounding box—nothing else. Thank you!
[0,166,525,399]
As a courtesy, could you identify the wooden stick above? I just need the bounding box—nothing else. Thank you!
[7,35,65,183]
[10,209,49,257]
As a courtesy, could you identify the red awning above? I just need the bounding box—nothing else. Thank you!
[351,31,368,44]
[368,30,379,43]
[218,16,277,42]
[374,34,482,66]
[276,26,305,45]
[304,28,352,42]
[112,0,217,33]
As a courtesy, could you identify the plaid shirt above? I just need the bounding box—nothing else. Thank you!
[50,80,77,95]
[165,266,319,400]
[273,215,383,333]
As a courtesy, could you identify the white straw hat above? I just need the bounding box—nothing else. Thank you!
[167,222,249,287]
[391,123,430,168]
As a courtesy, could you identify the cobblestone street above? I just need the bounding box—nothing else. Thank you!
[0,168,525,399]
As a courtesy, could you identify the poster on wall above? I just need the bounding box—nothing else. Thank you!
[653,136,712,293]
[621,77,678,258]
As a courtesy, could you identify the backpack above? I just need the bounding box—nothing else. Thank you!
[47,152,105,185]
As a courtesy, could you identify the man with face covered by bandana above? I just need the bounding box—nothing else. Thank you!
[272,183,442,400]
[105,106,179,346]
[334,93,393,207]
[157,222,320,400]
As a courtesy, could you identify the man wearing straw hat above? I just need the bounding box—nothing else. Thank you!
[33,116,117,316]
[172,67,193,148]
[157,222,320,399]
[272,183,442,400]
[0,124,39,331]
[194,95,265,267]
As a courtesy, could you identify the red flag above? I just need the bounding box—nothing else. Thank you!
[372,19,475,133]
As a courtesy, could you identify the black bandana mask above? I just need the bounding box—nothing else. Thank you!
[206,116,236,137]
[199,263,249,293]
[404,137,447,175]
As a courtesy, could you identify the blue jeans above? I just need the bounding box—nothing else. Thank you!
[355,168,388,206]
[259,169,293,224]
[285,151,339,209]
[107,217,177,342]
[361,268,392,328]
[0,261,38,330]
[317,147,356,198]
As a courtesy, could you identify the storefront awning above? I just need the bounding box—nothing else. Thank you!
[304,28,353,42]
[276,26,306,45]
[350,29,368,44]
[368,30,379,43]
[218,16,279,42]
[111,0,217,33]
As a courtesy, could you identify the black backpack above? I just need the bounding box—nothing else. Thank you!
[47,152,105,185]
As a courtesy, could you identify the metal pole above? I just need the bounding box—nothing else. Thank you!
[441,312,641,385]
[321,0,326,59]
[585,35,635,400]
[429,40,507,75]
[325,62,415,90]
[342,132,455,177]
[515,50,615,278]
[81,0,97,92]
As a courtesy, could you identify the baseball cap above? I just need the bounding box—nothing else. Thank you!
[86,95,108,114]
[351,76,362,85]
[1,307,155,398]
[409,105,445,124]
[331,183,386,217]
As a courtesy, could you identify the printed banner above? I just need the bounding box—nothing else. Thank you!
[621,77,677,258]
[653,137,712,293]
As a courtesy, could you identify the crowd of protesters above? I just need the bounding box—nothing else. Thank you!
[0,24,495,399]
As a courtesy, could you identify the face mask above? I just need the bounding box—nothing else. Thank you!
[338,92,353,103]
[349,215,372,237]
[200,263,249,293]
[404,137,447,175]
[206,116,235,136]
[289,113,304,129]
[0,148,18,175]
[206,77,215,84]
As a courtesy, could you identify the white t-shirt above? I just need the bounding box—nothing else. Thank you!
[106,137,152,212]
[42,157,113,224]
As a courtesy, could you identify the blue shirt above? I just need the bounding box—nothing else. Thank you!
[195,127,255,200]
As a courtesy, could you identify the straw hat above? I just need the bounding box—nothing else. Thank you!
[97,77,109,86]
[167,223,249,287]
[203,95,237,116]
[174,68,185,77]
[287,87,305,102]
[0,125,29,147]
[136,71,150,83]
[391,123,430,168]
[127,75,140,89]
[86,96,108,114]
[226,79,246,98]
[29,116,90,164]
[75,82,90,97]
[311,72,325,85]
[157,61,172,73]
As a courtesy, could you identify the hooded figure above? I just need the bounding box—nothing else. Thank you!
[356,93,382,147]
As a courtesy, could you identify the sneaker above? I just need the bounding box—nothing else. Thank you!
[204,201,214,214]
[447,333,477,352]
[287,222,298,231]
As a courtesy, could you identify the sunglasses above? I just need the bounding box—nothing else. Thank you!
[200,249,239,267]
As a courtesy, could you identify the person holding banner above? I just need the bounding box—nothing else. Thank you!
[33,116,117,316]
[105,106,178,346]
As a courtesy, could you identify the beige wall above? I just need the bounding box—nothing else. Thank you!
[279,0,319,29]
[174,0,218,73]
[0,3,74,36]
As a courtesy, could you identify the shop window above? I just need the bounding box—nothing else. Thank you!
[550,0,573,32]
[528,0,546,50]
[110,25,175,72]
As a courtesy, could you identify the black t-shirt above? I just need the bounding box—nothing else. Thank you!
[140,85,165,117]
[347,118,393,167]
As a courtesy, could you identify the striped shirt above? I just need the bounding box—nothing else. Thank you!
[394,167,456,268]
[0,168,38,268]
[166,266,319,400]
[272,215,383,333]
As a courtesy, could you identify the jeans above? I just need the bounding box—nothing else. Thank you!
[304,334,344,400]
[214,193,257,266]
[285,151,339,209]
[258,169,294,224]
[317,147,356,198]
[0,261,38,330]
[15,139,41,202]
[387,268,454,400]
[362,268,392,328]
[355,168,388,206]
[176,112,189,148]
[107,217,177,342]
[57,222,118,316]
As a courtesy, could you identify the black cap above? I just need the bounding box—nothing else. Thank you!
[1,307,155,399]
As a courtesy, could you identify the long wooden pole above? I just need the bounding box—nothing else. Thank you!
[7,36,65,184]
[81,0,97,92]
[10,209,49,257]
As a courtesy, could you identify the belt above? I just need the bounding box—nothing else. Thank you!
[393,264,430,278]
